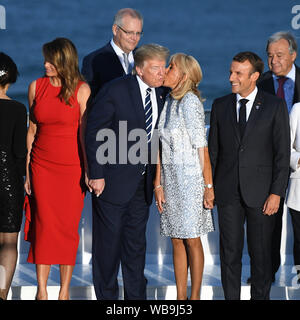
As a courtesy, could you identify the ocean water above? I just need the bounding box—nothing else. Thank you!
[0,0,299,111]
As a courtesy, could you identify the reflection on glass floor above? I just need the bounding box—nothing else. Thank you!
[9,263,300,300]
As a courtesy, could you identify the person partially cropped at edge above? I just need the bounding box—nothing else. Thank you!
[0,53,27,300]
[81,8,143,98]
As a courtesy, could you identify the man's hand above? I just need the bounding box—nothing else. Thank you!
[88,178,105,197]
[263,194,281,215]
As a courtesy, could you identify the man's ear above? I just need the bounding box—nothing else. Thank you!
[291,51,297,63]
[135,65,143,78]
[112,24,118,37]
[251,71,260,83]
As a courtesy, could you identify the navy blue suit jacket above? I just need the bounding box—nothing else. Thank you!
[258,64,300,104]
[81,42,126,98]
[85,74,166,206]
[208,89,290,207]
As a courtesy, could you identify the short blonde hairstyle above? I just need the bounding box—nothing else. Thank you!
[133,44,169,74]
[169,53,204,101]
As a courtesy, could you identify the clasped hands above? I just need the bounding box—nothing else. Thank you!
[154,185,215,214]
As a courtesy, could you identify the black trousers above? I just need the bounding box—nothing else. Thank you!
[290,208,300,267]
[271,198,284,275]
[92,175,149,300]
[218,198,276,300]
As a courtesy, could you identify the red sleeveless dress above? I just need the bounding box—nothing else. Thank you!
[26,77,85,265]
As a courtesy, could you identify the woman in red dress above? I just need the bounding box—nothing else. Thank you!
[24,38,91,300]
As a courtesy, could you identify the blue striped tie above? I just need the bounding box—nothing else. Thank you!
[145,87,153,143]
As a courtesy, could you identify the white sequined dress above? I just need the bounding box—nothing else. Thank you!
[158,92,214,238]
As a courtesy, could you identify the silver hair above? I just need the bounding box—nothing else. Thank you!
[266,31,298,54]
[113,8,143,27]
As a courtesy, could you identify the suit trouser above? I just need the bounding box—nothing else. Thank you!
[92,175,149,300]
[290,208,300,267]
[271,198,284,276]
[218,198,276,300]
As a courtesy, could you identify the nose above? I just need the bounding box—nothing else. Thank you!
[229,73,235,82]
[270,55,278,65]
[157,67,165,76]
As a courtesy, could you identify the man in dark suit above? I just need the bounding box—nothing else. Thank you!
[81,8,143,98]
[208,52,290,300]
[257,31,299,281]
[85,44,169,300]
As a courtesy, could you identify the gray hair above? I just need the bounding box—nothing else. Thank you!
[266,31,298,54]
[113,8,143,27]
[132,44,170,74]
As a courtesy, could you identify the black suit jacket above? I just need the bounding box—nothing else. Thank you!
[85,74,166,206]
[81,42,126,98]
[258,64,300,104]
[208,89,290,207]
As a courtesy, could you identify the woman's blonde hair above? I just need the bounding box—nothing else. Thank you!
[169,53,204,101]
[43,38,84,106]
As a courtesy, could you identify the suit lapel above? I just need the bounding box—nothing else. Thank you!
[264,73,275,95]
[228,94,241,143]
[155,87,165,116]
[241,90,264,143]
[106,43,126,77]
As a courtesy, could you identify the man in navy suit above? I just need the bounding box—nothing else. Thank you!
[85,44,169,300]
[257,31,300,282]
[208,52,290,299]
[81,8,143,98]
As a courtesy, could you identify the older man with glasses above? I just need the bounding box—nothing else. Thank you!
[82,8,143,98]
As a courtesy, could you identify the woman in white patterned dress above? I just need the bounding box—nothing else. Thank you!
[154,53,214,300]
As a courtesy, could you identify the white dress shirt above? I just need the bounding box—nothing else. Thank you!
[286,102,300,211]
[110,39,134,74]
[236,86,258,122]
[136,75,158,139]
[272,64,296,113]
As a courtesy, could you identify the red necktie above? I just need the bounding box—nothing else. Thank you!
[276,77,288,100]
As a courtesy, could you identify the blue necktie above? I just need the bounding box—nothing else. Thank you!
[145,87,153,143]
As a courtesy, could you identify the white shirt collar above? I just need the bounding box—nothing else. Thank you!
[136,75,153,91]
[110,39,126,56]
[272,63,296,82]
[236,86,258,103]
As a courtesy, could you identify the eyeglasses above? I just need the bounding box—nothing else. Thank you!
[117,25,143,37]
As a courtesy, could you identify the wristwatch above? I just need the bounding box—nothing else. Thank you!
[205,184,213,189]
